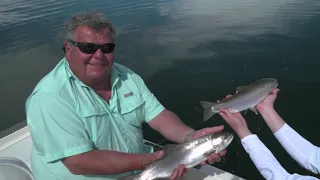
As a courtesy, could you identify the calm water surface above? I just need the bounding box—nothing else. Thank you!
[1,0,320,179]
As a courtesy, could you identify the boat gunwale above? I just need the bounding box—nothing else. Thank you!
[0,120,27,140]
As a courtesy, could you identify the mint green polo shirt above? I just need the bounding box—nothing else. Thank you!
[25,58,165,180]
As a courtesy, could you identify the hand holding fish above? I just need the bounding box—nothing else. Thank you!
[216,94,252,139]
[256,88,280,113]
[141,150,165,168]
[169,164,187,180]
[188,125,227,164]
[218,108,252,139]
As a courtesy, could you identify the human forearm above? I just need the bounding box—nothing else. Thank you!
[241,135,291,180]
[274,123,320,174]
[63,150,148,175]
[241,135,319,180]
[149,110,194,143]
[259,108,320,174]
[258,108,285,133]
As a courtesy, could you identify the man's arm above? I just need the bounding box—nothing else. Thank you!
[131,74,194,144]
[148,109,194,144]
[62,150,162,175]
[26,93,162,175]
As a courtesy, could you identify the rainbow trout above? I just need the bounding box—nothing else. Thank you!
[200,78,278,121]
[118,132,234,180]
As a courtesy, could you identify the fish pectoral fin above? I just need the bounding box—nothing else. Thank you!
[236,85,248,93]
[162,144,178,154]
[250,107,258,115]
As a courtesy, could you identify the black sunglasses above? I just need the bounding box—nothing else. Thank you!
[68,40,115,54]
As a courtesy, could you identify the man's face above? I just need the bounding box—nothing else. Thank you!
[64,25,115,85]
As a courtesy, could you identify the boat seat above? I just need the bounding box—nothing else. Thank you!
[0,157,35,180]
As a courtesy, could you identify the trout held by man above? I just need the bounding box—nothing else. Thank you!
[118,132,234,180]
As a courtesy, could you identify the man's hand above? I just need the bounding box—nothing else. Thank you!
[188,125,227,165]
[142,150,165,168]
[144,151,187,180]
[170,164,189,180]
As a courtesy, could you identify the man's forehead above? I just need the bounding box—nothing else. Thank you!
[74,25,113,41]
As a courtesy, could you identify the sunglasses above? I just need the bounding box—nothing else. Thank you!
[68,40,115,54]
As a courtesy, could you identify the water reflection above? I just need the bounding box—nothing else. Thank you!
[155,0,320,57]
[118,0,320,79]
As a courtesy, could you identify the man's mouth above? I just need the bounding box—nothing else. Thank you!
[88,63,104,66]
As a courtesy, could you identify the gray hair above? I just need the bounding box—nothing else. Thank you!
[63,11,116,41]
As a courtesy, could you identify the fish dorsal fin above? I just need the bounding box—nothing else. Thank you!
[236,85,248,93]
[162,144,178,154]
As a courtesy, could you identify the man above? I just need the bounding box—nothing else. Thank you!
[25,11,227,180]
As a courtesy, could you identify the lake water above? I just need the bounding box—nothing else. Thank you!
[1,0,320,179]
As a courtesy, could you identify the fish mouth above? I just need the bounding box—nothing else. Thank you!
[223,133,234,147]
[270,78,278,87]
[211,132,234,153]
[264,78,278,88]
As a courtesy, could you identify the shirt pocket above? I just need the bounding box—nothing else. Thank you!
[78,106,112,145]
[118,95,145,128]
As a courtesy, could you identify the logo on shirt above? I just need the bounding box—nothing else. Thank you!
[124,92,134,98]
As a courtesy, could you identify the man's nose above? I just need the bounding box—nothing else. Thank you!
[93,48,104,58]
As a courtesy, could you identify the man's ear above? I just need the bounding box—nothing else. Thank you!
[64,41,71,53]
[63,41,73,59]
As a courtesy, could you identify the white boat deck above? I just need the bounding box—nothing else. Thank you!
[0,126,32,169]
[0,126,245,180]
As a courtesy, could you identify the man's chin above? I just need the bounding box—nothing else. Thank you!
[87,72,110,81]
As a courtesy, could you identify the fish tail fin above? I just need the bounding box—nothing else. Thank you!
[200,101,219,121]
